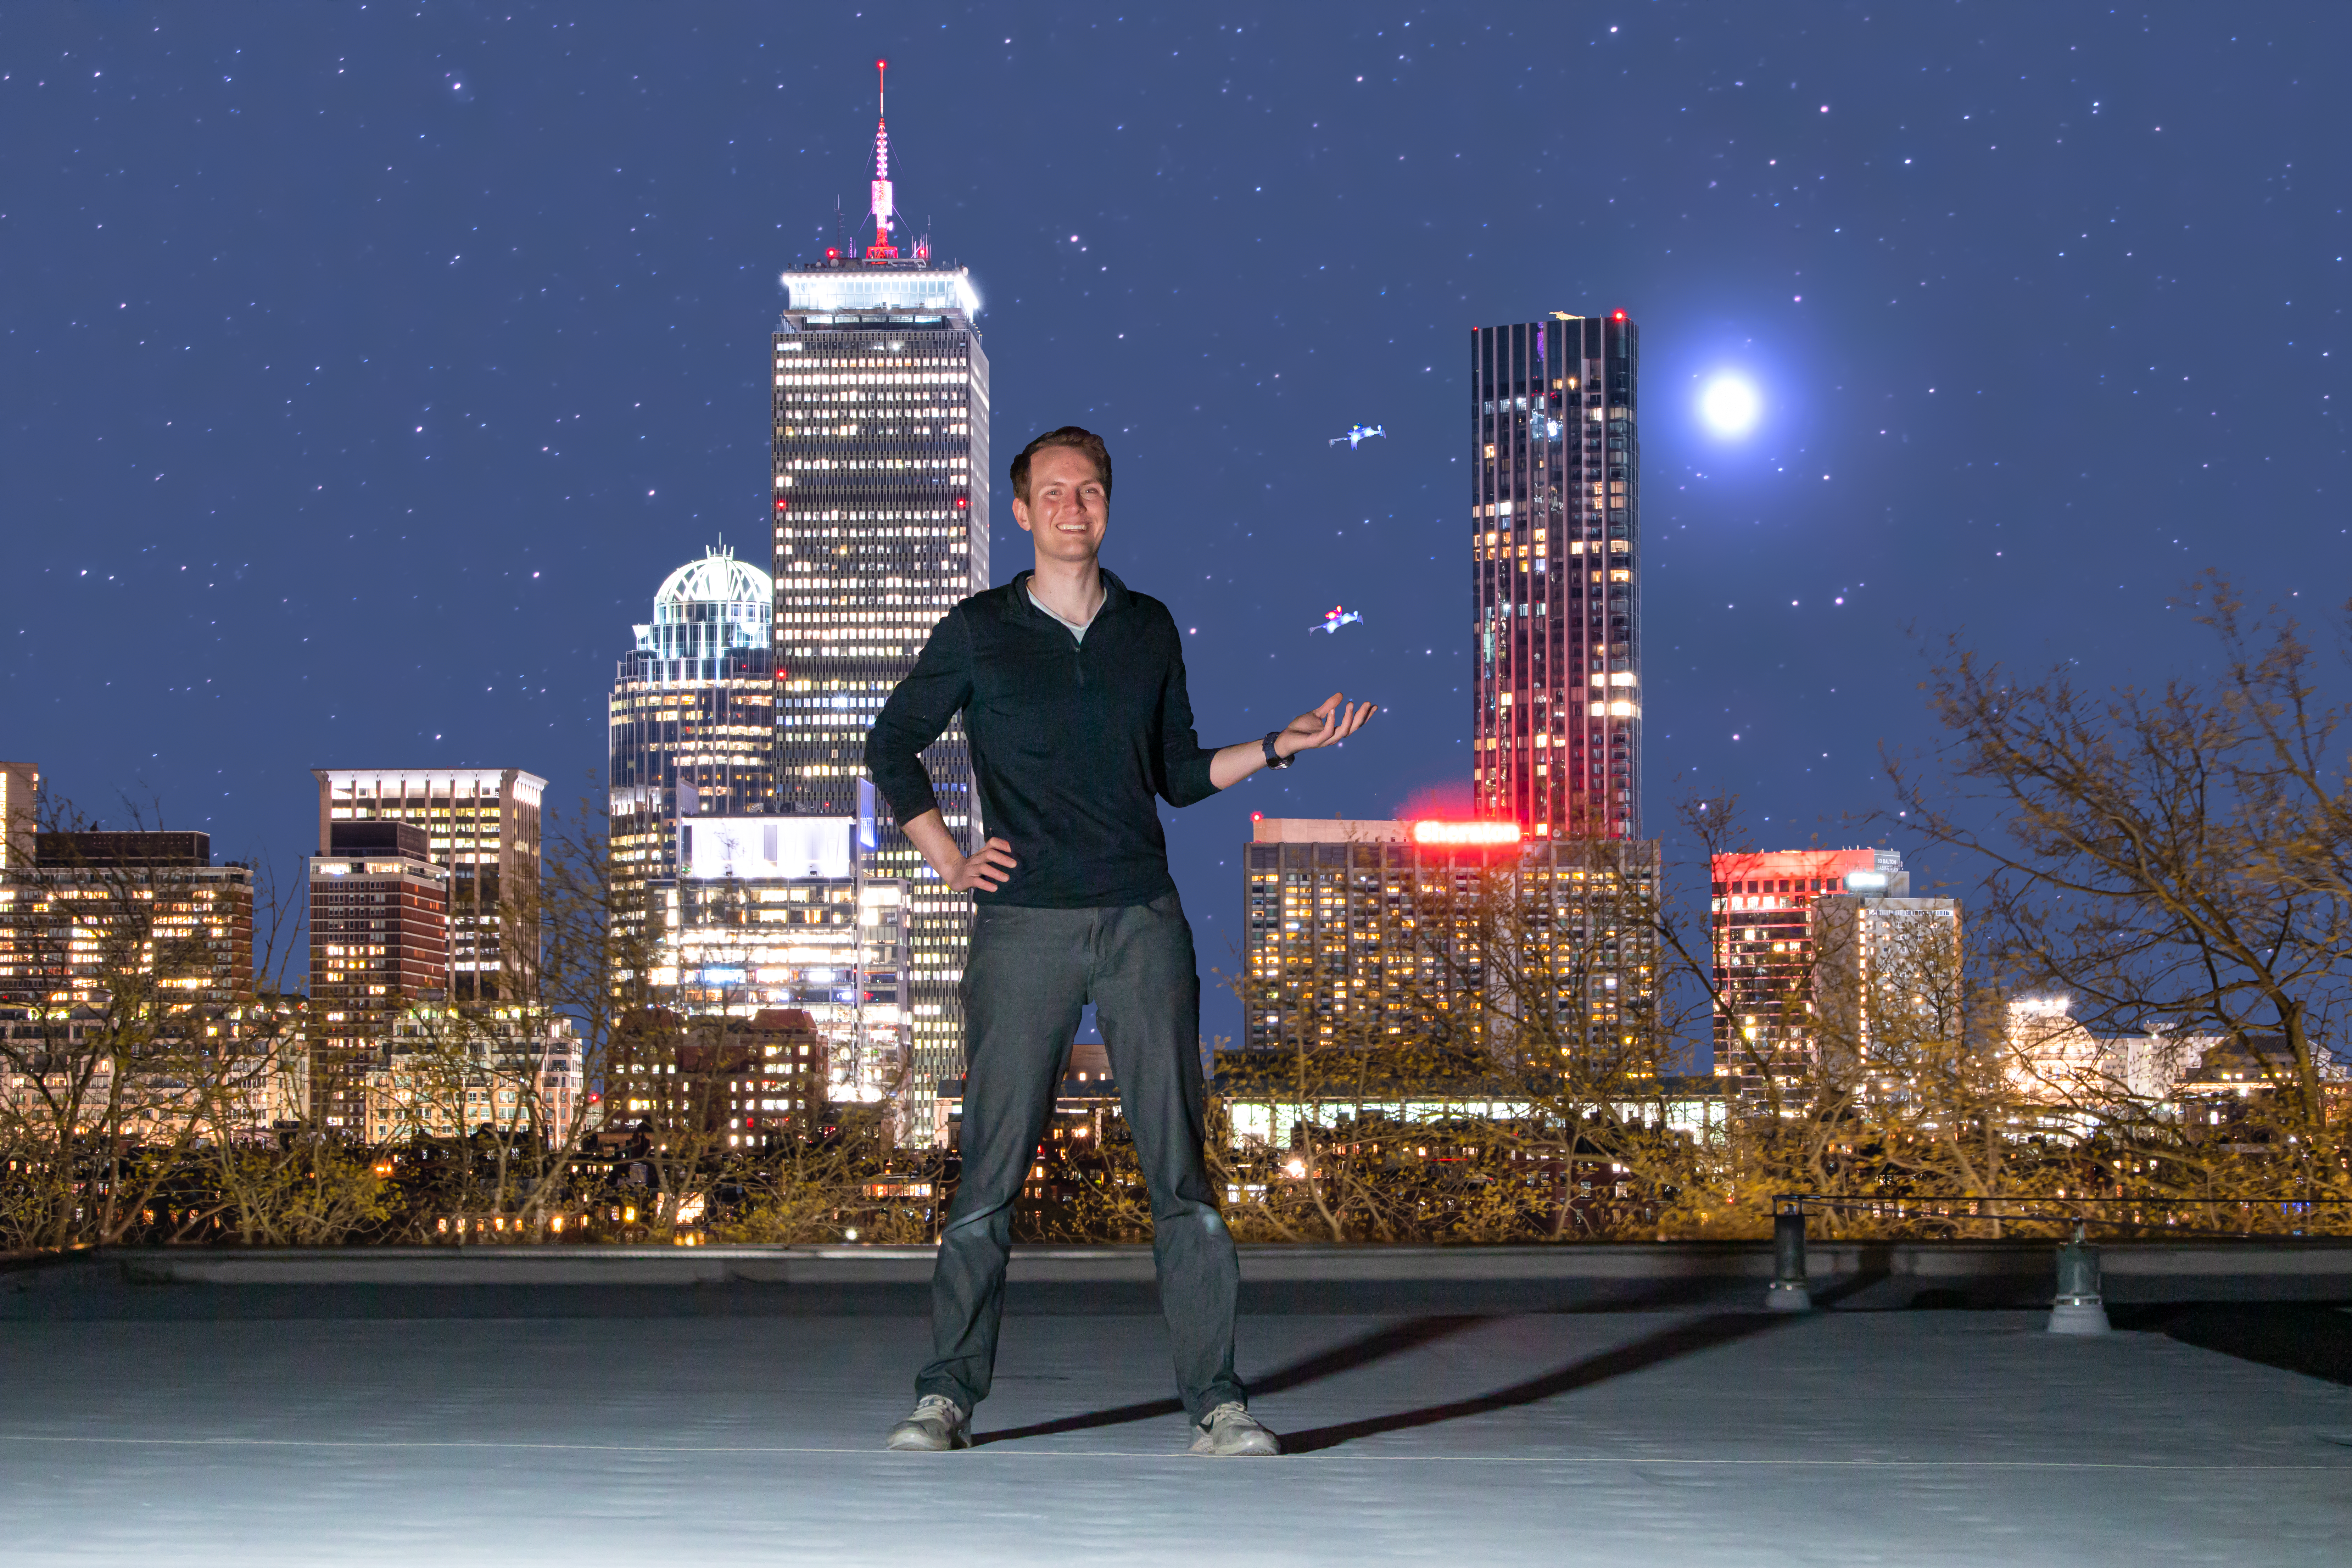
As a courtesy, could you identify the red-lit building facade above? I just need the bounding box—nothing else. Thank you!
[1470,312,1641,840]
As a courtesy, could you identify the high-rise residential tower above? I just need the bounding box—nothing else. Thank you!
[1242,817,1657,1057]
[771,63,988,1140]
[1470,313,1640,840]
[308,820,450,1132]
[0,831,253,1011]
[0,761,37,870]
[313,769,544,1002]
[609,545,778,931]
[1709,848,1961,1100]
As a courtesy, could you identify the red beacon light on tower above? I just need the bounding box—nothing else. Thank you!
[863,60,901,262]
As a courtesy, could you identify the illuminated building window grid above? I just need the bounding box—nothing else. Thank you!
[771,307,990,1143]
[1239,842,1657,1054]
[607,550,783,944]
[609,676,779,919]
[364,1006,581,1148]
[306,847,454,1127]
[0,867,255,1011]
[1704,850,1942,1096]
[637,876,910,1112]
[1470,317,1640,841]
[318,771,542,1001]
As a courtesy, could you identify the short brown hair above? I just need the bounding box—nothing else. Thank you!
[1010,426,1112,505]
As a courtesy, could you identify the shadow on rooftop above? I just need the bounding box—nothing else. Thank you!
[1277,1270,1889,1454]
[974,1274,1859,1447]
[2122,1302,2352,1388]
[973,1312,1491,1445]
[1278,1309,1785,1454]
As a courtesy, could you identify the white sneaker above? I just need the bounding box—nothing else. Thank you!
[885,1394,971,1452]
[1189,1401,1281,1456]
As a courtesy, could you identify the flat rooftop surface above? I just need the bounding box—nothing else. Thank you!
[2,1278,2347,1565]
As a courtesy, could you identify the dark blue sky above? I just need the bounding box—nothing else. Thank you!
[5,5,2343,1042]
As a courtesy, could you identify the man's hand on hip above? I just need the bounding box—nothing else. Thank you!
[949,836,1018,893]
[900,809,1018,892]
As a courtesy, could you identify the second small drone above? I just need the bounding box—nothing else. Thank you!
[1309,606,1365,635]
[1329,424,1385,449]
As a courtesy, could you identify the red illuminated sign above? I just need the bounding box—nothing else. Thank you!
[1412,820,1522,846]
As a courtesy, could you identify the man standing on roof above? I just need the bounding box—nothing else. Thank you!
[866,425,1375,1458]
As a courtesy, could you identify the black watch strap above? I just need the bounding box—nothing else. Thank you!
[1262,731,1293,770]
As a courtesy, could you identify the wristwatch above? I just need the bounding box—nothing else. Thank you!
[1261,731,1293,770]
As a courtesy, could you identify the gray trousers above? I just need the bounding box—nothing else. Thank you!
[916,892,1245,1421]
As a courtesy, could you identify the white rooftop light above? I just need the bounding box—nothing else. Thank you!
[780,267,980,316]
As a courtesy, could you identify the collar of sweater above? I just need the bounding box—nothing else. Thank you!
[1014,566,1128,628]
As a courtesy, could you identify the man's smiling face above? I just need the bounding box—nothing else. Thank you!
[1012,445,1109,565]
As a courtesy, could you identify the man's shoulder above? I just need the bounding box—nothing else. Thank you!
[1103,574,1180,633]
[949,582,1026,622]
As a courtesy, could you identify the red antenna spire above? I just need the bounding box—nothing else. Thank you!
[865,59,899,261]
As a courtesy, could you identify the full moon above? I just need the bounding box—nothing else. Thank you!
[1699,375,1761,436]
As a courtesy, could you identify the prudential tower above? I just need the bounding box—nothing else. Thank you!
[770,62,989,1141]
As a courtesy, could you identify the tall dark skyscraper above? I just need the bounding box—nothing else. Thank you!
[1470,313,1641,841]
[771,64,989,1139]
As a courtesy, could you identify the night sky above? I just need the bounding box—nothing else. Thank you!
[5,5,2343,1047]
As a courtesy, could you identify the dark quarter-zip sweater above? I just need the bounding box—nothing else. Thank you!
[864,568,1222,908]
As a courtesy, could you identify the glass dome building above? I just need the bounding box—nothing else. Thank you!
[609,546,778,914]
[627,548,775,677]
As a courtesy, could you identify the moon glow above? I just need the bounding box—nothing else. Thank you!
[1699,375,1761,437]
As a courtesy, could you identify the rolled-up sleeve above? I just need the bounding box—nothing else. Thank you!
[1155,619,1221,808]
[865,608,973,826]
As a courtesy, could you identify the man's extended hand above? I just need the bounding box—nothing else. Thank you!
[949,835,1018,893]
[1206,691,1378,789]
[1274,692,1378,760]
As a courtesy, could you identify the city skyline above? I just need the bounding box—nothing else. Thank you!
[2,18,2346,1539]
[4,12,2340,1060]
